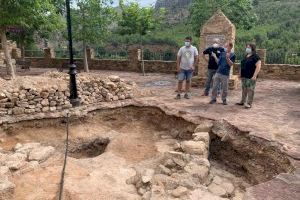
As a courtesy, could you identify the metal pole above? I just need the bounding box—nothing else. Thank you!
[66,0,80,107]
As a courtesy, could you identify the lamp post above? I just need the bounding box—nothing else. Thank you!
[66,0,80,107]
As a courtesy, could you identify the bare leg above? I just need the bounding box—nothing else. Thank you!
[177,81,183,93]
[185,80,191,93]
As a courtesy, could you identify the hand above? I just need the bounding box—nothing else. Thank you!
[211,52,217,58]
[226,53,230,58]
[238,75,242,80]
[177,67,181,72]
[251,76,257,80]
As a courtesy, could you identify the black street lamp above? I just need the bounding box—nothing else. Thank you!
[66,0,80,107]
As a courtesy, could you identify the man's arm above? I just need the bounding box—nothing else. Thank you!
[251,60,262,80]
[211,52,219,63]
[202,48,210,63]
[226,53,234,66]
[202,54,209,62]
[194,55,199,70]
[176,55,181,72]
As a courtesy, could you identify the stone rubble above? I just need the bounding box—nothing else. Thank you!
[0,72,134,116]
[0,142,55,199]
[126,123,249,200]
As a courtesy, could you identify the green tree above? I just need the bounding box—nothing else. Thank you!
[0,0,63,78]
[118,0,164,36]
[189,0,257,36]
[72,0,115,72]
[118,0,164,75]
[10,1,65,60]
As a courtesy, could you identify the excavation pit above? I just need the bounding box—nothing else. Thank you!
[68,137,110,159]
[0,106,294,200]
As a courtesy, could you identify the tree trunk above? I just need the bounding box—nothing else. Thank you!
[20,43,25,61]
[83,41,89,73]
[1,28,16,79]
[140,35,145,76]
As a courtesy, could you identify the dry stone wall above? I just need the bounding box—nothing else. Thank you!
[233,63,300,81]
[0,72,134,117]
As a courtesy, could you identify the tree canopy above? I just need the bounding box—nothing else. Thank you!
[189,0,257,36]
[72,0,115,45]
[0,0,64,78]
[117,0,165,36]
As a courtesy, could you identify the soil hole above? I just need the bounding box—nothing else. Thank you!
[68,137,110,159]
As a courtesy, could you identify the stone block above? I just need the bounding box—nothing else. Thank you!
[181,141,207,156]
[12,107,25,115]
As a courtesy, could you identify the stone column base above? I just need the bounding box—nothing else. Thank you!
[191,75,240,90]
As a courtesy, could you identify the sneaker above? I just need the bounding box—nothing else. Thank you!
[175,94,181,100]
[235,102,244,106]
[184,93,191,99]
[209,100,216,104]
[222,100,228,105]
[244,104,252,109]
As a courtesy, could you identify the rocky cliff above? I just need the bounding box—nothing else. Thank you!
[155,0,193,9]
[155,0,193,24]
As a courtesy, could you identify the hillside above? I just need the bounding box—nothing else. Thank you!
[148,0,300,64]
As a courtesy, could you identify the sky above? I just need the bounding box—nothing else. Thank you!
[112,0,157,7]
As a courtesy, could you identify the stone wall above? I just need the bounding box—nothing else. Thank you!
[0,73,134,116]
[142,60,176,73]
[26,47,300,81]
[27,58,176,73]
[233,63,300,81]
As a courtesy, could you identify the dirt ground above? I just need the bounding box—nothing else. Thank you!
[1,106,254,200]
[2,68,299,157]
[1,108,163,199]
[0,68,299,199]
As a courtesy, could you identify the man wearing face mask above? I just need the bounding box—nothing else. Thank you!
[236,43,261,108]
[202,38,224,96]
[176,36,199,99]
[209,42,236,105]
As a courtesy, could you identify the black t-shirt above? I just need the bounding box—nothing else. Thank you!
[203,47,225,70]
[241,54,261,79]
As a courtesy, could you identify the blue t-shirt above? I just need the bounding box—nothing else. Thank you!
[217,51,236,76]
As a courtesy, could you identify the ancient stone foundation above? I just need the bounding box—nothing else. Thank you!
[191,75,239,90]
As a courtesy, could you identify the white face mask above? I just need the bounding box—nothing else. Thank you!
[212,43,219,48]
[185,42,191,47]
[246,48,252,54]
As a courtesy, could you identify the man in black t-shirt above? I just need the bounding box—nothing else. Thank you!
[202,38,224,96]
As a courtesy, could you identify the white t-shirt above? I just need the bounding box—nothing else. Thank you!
[177,45,199,70]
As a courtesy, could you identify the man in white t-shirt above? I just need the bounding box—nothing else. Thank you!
[176,36,199,99]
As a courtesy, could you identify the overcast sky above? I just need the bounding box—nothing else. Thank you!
[112,0,157,7]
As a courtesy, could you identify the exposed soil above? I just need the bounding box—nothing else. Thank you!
[0,106,295,200]
[68,137,110,159]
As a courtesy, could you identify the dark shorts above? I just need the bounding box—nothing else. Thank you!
[178,69,193,81]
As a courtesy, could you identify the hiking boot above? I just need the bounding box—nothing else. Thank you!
[184,93,191,99]
[235,102,244,106]
[222,100,228,105]
[244,103,252,109]
[175,94,181,100]
[209,100,216,104]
